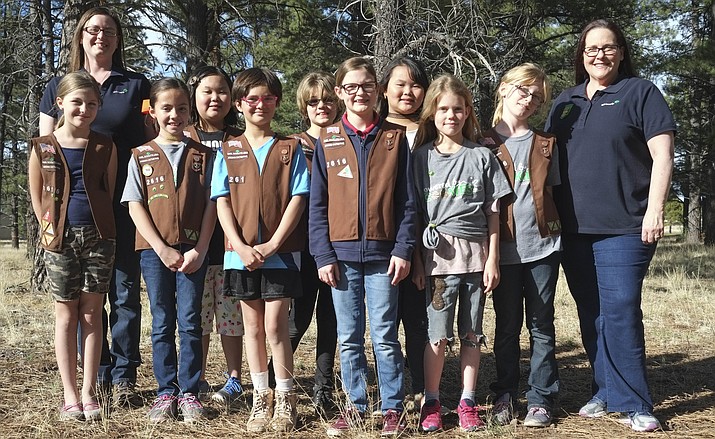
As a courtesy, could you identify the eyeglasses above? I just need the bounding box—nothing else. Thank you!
[306,97,337,107]
[510,84,544,106]
[84,26,118,37]
[340,82,377,95]
[241,95,278,107]
[583,45,620,57]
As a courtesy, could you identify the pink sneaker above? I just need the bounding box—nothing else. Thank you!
[457,399,485,432]
[419,399,442,432]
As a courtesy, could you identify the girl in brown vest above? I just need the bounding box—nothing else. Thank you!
[186,66,245,408]
[309,57,417,436]
[122,78,215,423]
[378,56,431,406]
[285,71,341,415]
[29,71,117,421]
[484,63,561,428]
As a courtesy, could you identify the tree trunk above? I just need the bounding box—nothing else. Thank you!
[185,0,209,73]
[28,0,44,289]
[372,0,403,76]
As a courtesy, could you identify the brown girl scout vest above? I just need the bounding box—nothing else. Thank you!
[32,132,116,251]
[131,139,210,250]
[481,128,561,241]
[222,135,306,253]
[319,121,403,242]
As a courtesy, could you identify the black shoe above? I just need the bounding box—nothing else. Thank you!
[313,388,336,417]
[113,382,142,408]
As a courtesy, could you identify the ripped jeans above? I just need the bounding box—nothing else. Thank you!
[425,273,486,345]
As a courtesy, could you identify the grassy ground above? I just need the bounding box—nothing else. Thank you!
[0,236,714,438]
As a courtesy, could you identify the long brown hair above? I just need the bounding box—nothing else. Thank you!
[68,7,125,72]
[414,75,481,148]
[574,19,636,85]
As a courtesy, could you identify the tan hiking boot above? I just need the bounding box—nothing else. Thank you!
[246,388,273,432]
[271,390,297,432]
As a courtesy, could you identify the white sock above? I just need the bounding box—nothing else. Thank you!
[460,389,476,402]
[251,371,269,392]
[275,377,293,393]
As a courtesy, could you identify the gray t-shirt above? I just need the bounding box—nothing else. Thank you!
[498,130,562,264]
[121,139,211,205]
[412,139,512,240]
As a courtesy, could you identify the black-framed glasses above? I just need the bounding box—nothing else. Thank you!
[510,84,544,106]
[307,97,337,107]
[583,45,621,57]
[340,82,377,95]
[84,26,118,37]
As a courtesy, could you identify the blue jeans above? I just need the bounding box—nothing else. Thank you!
[561,233,655,413]
[98,208,142,385]
[491,252,560,409]
[141,244,206,396]
[332,261,404,413]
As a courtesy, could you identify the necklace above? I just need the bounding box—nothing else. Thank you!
[387,112,419,122]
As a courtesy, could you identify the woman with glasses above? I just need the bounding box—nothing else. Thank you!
[546,19,675,433]
[285,71,342,416]
[309,57,416,436]
[39,6,154,409]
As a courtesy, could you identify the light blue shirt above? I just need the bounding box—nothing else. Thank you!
[211,136,310,270]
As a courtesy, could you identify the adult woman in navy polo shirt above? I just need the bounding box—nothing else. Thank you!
[39,6,154,406]
[546,19,675,433]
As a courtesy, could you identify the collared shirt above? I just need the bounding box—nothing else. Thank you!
[341,112,379,139]
[546,76,676,234]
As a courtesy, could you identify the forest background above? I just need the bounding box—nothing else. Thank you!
[0,0,713,260]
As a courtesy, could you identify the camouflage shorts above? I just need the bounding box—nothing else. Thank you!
[43,226,115,301]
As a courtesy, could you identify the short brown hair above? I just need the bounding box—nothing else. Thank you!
[232,68,282,104]
[295,72,342,126]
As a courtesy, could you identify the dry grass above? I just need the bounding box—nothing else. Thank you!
[1,237,714,438]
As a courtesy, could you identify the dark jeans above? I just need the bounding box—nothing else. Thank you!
[398,276,427,394]
[491,252,560,409]
[561,233,656,413]
[288,250,337,391]
[141,244,206,396]
[98,209,142,385]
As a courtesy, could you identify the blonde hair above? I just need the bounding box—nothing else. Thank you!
[414,74,481,148]
[334,57,377,88]
[55,71,102,128]
[492,62,551,127]
[295,72,343,126]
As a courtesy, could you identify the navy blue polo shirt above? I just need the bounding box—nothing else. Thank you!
[40,66,151,198]
[546,76,676,234]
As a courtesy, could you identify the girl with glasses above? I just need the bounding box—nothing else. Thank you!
[309,57,417,436]
[481,63,561,428]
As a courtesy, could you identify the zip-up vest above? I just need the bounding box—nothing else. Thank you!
[291,132,316,171]
[482,128,561,241]
[131,139,210,250]
[222,135,306,253]
[319,121,402,242]
[32,133,116,251]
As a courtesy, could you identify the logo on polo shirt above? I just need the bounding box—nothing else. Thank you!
[559,104,574,119]
[601,99,621,107]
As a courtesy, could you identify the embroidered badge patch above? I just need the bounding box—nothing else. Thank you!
[40,143,55,153]
[327,126,340,134]
[192,154,203,172]
[560,104,574,119]
[337,165,353,179]
[185,229,199,241]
